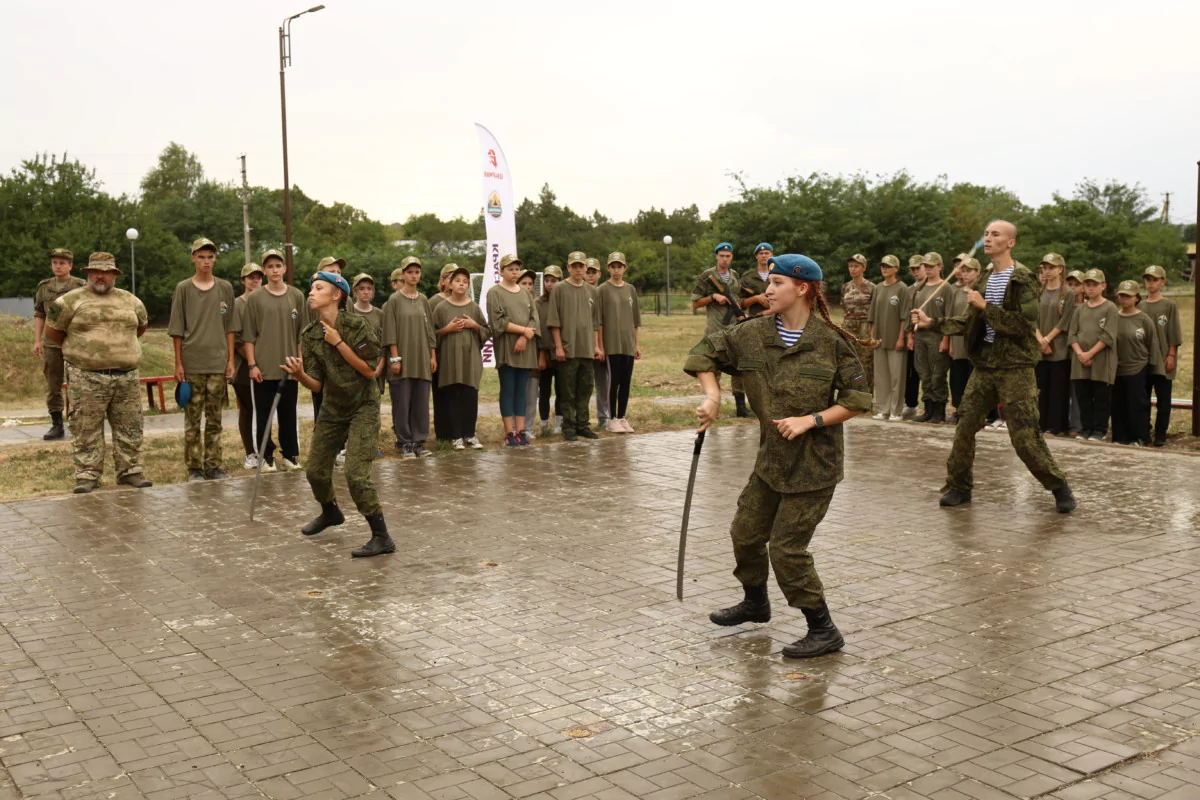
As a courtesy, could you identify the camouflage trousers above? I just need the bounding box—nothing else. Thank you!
[65,363,145,482]
[945,366,1067,494]
[43,345,66,414]
[730,474,835,610]
[558,358,595,434]
[306,402,382,517]
[914,331,951,403]
[184,373,227,472]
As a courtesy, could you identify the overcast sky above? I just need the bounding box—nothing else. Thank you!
[4,0,1198,228]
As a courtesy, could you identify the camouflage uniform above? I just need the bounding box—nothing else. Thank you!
[934,262,1067,493]
[739,270,770,315]
[34,274,85,413]
[693,267,744,394]
[910,282,952,403]
[183,375,227,471]
[840,278,875,392]
[684,315,873,608]
[169,272,235,472]
[300,312,383,516]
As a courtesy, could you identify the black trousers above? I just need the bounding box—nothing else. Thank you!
[441,383,478,440]
[1112,368,1151,445]
[252,378,299,462]
[607,354,635,419]
[538,362,562,421]
[1147,373,1172,442]
[1035,359,1072,434]
[432,383,448,440]
[949,359,973,408]
[1073,379,1112,438]
[904,348,920,408]
[233,377,255,456]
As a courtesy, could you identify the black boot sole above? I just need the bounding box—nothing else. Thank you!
[351,540,396,558]
[302,513,345,536]
[782,633,845,659]
[709,607,771,626]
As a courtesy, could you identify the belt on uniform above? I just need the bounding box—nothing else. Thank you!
[87,368,133,376]
[845,315,868,321]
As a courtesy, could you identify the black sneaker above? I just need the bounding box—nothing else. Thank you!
[1052,484,1077,514]
[205,468,230,480]
[577,428,599,440]
[187,469,206,483]
[939,489,972,507]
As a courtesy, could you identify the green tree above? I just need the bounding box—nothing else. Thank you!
[139,142,204,205]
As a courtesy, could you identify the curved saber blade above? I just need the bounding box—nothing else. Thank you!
[676,429,707,600]
[248,375,291,521]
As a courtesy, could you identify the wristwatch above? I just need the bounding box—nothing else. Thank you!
[812,413,825,427]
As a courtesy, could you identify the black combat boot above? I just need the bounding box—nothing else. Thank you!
[734,393,751,418]
[44,412,64,440]
[782,602,845,658]
[709,584,771,626]
[302,501,345,536]
[351,513,396,558]
[939,488,972,507]
[929,402,946,425]
[914,403,934,423]
[1052,483,1077,514]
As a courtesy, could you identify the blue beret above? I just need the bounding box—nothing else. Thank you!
[767,254,823,281]
[753,242,773,255]
[310,270,351,297]
[713,242,733,254]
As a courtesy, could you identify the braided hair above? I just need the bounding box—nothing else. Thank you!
[798,280,855,343]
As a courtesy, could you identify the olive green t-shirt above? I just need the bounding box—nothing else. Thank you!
[909,280,950,334]
[692,267,741,336]
[348,304,384,337]
[242,285,308,381]
[381,291,436,381]
[433,299,489,388]
[47,287,148,371]
[168,277,235,374]
[1141,297,1183,380]
[1115,311,1160,377]
[868,280,906,347]
[534,294,553,352]
[231,294,251,378]
[300,311,381,423]
[1037,285,1075,363]
[428,294,447,313]
[546,280,598,360]
[1067,300,1118,383]
[487,284,540,369]
[945,284,971,360]
[598,282,641,356]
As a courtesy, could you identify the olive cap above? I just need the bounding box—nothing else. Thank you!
[1040,253,1066,268]
[908,254,924,268]
[848,254,867,267]
[607,252,626,266]
[400,256,423,271]
[518,268,538,284]
[1115,280,1141,296]
[1143,264,1167,279]
[953,252,970,263]
[500,253,522,268]
[585,258,601,271]
[316,256,346,272]
[959,257,981,271]
[440,263,460,277]
[240,263,265,279]
[261,248,286,266]
[50,248,74,261]
[191,237,217,254]
[1083,268,1106,283]
[351,272,375,288]
[389,268,406,282]
[880,255,900,268]
[567,251,587,266]
[543,265,564,279]
[86,252,120,272]
[448,267,472,284]
[1066,270,1086,283]
[921,252,943,267]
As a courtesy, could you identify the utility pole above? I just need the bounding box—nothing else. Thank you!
[1192,163,1199,436]
[240,155,252,265]
[1161,192,1170,224]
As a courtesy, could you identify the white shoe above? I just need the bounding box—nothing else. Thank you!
[872,412,888,421]
[522,428,536,440]
[553,416,563,434]
[620,418,635,433]
[260,459,277,473]
[887,414,904,421]
[465,436,484,450]
[282,457,303,471]
[335,450,346,467]
[452,438,465,451]
[243,453,259,469]
[400,445,417,460]
[605,419,622,433]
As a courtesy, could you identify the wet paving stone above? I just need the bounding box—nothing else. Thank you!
[1,420,1199,798]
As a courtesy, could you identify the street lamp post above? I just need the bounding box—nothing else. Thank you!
[663,235,672,316]
[279,4,325,285]
[126,228,139,296]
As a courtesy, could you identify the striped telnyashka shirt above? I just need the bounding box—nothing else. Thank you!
[776,316,804,348]
[983,267,1015,342]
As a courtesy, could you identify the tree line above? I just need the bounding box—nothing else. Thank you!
[0,143,1190,320]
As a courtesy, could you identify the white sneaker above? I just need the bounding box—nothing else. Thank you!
[888,414,904,422]
[282,457,303,471]
[872,412,888,421]
[605,419,622,433]
[553,416,563,434]
[901,406,918,419]
[401,445,417,460]
[335,450,346,467]
[452,438,465,451]
[620,418,635,433]
[243,453,259,469]
[522,428,536,440]
[465,436,484,450]
[260,459,277,473]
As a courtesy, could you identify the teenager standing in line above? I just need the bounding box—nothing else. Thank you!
[1111,281,1160,446]
[535,266,564,435]
[867,255,907,420]
[598,252,642,433]
[1068,269,1118,441]
[945,257,981,424]
[900,255,924,417]
[1033,254,1075,436]
[231,263,264,468]
[382,257,437,458]
[518,268,540,441]
[429,264,458,441]
[1140,265,1183,446]
[1064,270,1087,437]
[487,254,540,447]
[433,267,489,450]
[549,252,602,441]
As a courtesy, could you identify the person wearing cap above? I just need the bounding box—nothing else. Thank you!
[598,252,642,433]
[433,267,490,450]
[348,273,385,395]
[383,257,437,458]
[907,252,952,424]
[912,221,1076,513]
[1063,270,1088,437]
[242,248,307,471]
[900,255,924,417]
[867,255,907,420]
[535,266,564,435]
[488,253,541,446]
[32,248,85,440]
[280,271,395,558]
[429,263,460,313]
[841,254,876,398]
[230,263,264,468]
[1141,265,1183,446]
[44,252,152,494]
[517,268,541,439]
[1032,254,1076,436]
[1067,269,1118,441]
[686,253,872,659]
[694,243,750,417]
[945,257,982,424]
[168,238,236,482]
[1109,280,1160,446]
[740,243,774,318]
[429,264,462,442]
[582,257,611,426]
[549,251,602,441]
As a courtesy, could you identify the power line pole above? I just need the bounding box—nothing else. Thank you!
[1161,192,1170,224]
[240,154,252,265]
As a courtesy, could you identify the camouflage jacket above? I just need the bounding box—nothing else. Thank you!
[301,311,381,424]
[684,315,872,493]
[937,262,1041,370]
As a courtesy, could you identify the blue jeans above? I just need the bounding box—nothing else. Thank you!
[498,365,529,418]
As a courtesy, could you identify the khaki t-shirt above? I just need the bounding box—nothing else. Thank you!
[34,276,86,350]
[1037,286,1075,363]
[486,284,540,369]
[546,280,598,360]
[945,284,971,360]
[868,280,906,347]
[242,285,308,381]
[534,294,553,352]
[1141,297,1183,379]
[47,287,147,371]
[1067,300,1118,383]
[168,277,235,374]
[909,280,950,334]
[1115,311,1160,377]
[433,299,489,388]
[598,282,641,356]
[381,291,436,381]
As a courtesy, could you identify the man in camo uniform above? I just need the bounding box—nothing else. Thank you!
[45,252,152,494]
[32,248,86,440]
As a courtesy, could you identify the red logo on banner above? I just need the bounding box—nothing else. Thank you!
[488,149,497,168]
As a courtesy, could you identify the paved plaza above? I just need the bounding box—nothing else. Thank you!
[1,420,1199,800]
